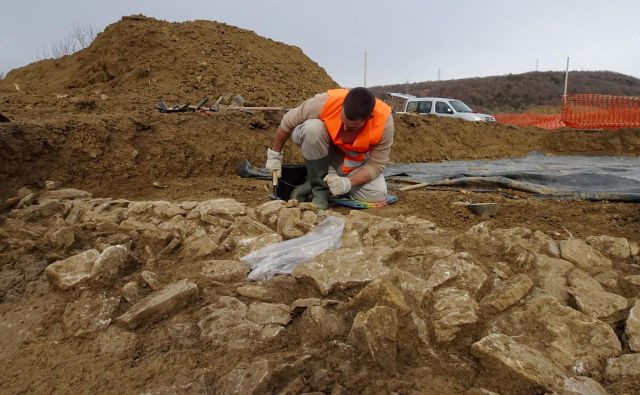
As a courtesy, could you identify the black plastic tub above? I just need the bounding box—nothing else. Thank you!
[276,164,307,200]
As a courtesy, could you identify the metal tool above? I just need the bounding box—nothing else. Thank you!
[272,172,279,200]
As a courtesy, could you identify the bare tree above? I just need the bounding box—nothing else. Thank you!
[35,24,97,60]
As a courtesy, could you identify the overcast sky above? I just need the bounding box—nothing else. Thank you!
[1,0,639,87]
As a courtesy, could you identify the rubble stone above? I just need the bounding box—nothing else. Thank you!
[277,207,303,239]
[90,245,136,286]
[182,229,225,259]
[568,269,628,322]
[192,198,247,220]
[433,287,478,342]
[38,188,92,202]
[559,239,612,274]
[246,302,291,325]
[116,280,198,329]
[215,359,271,395]
[586,235,631,259]
[198,297,261,349]
[534,254,575,304]
[563,376,608,395]
[481,274,533,312]
[385,268,430,307]
[293,247,393,296]
[347,306,398,372]
[236,283,279,302]
[48,226,75,250]
[141,270,162,290]
[233,233,282,259]
[350,279,412,316]
[254,200,285,227]
[299,306,347,344]
[201,260,249,283]
[626,299,640,352]
[122,281,140,303]
[45,249,100,290]
[290,298,322,314]
[63,293,121,336]
[605,353,640,381]
[509,296,622,372]
[471,334,567,393]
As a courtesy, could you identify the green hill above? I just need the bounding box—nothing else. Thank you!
[369,71,640,113]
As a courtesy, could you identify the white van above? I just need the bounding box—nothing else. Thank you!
[384,93,495,122]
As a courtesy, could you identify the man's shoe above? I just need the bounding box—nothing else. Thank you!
[305,157,330,209]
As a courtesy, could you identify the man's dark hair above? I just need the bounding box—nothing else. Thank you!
[343,87,375,120]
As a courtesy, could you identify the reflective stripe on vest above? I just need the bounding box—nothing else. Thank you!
[319,88,391,174]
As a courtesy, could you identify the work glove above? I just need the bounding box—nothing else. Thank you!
[323,174,352,196]
[265,148,283,178]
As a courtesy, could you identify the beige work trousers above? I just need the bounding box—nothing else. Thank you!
[291,119,388,203]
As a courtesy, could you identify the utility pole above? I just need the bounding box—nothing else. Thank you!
[437,68,441,81]
[563,57,570,96]
[363,51,367,87]
[536,58,539,72]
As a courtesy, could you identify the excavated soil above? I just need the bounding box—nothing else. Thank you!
[2,14,640,395]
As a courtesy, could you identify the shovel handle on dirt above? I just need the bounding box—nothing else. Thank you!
[398,182,431,191]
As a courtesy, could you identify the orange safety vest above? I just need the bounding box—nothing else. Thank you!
[319,88,391,175]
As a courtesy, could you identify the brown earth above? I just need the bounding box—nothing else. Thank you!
[1,14,640,395]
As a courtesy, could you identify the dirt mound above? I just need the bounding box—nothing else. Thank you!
[1,15,337,107]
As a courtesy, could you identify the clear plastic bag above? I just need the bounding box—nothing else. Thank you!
[241,216,345,281]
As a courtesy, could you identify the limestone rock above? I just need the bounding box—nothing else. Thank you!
[535,254,575,304]
[215,359,271,395]
[426,254,487,294]
[626,299,640,352]
[298,305,347,344]
[90,245,136,286]
[559,239,612,274]
[290,298,322,314]
[122,281,140,303]
[277,207,303,239]
[233,233,282,259]
[48,226,75,250]
[433,287,478,342]
[141,270,162,290]
[38,188,92,202]
[116,280,198,329]
[236,283,280,302]
[347,306,398,372]
[563,376,608,395]
[182,229,226,259]
[384,268,430,307]
[63,293,121,337]
[586,235,631,259]
[568,269,628,322]
[201,260,249,283]
[508,296,622,373]
[254,200,285,227]
[481,274,533,312]
[192,198,247,221]
[605,353,640,381]
[471,334,567,393]
[350,279,412,316]
[247,302,291,325]
[45,249,100,290]
[293,247,393,296]
[198,296,261,349]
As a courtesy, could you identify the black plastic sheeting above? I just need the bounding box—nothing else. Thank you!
[386,152,640,202]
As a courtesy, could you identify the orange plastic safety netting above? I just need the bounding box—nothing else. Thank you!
[562,94,640,129]
[494,94,640,130]
[493,113,563,130]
